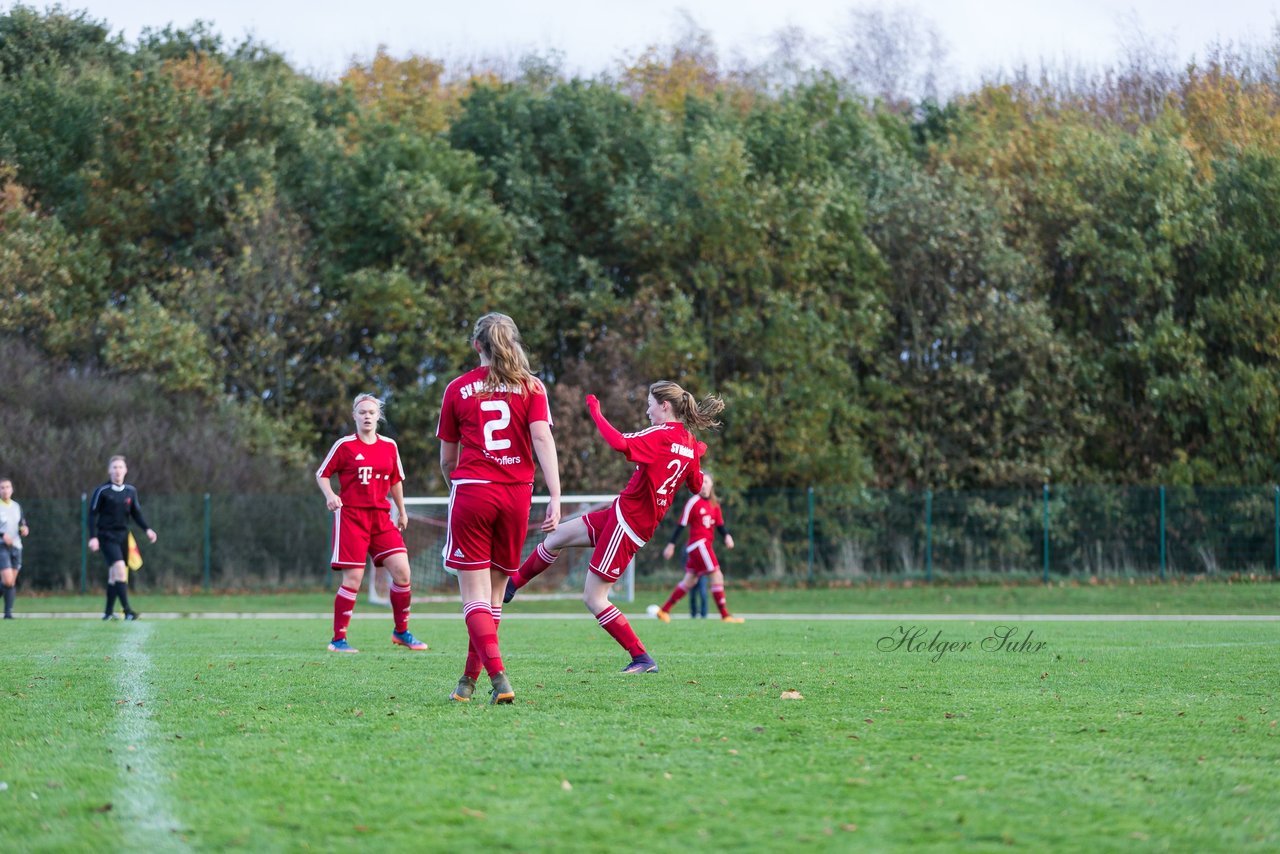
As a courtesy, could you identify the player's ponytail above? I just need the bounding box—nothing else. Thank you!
[650,380,724,432]
[473,312,538,394]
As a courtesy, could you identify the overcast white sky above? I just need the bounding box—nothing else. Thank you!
[18,1,1280,86]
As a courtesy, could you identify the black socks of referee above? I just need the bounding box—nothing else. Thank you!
[114,581,133,616]
[3,585,13,617]
[104,581,132,617]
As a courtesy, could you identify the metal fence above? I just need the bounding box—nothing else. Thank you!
[15,486,1280,592]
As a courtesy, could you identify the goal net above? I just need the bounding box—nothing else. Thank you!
[366,494,636,605]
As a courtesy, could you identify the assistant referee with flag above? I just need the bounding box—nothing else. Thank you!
[88,455,157,621]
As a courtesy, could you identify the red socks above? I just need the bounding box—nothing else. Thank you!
[711,584,730,618]
[390,583,412,633]
[333,585,358,640]
[661,582,691,613]
[463,600,504,676]
[596,605,645,657]
[513,543,558,589]
[463,604,500,680]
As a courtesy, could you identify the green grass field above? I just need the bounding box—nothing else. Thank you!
[1,588,1277,851]
[14,576,1280,615]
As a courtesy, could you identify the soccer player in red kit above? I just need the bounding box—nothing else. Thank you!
[506,380,724,674]
[656,473,744,622]
[317,393,427,653]
[438,313,561,704]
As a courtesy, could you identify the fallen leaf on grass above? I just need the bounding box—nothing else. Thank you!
[560,780,573,791]
[462,807,486,819]
[842,824,858,832]
[94,803,112,813]
[780,691,804,700]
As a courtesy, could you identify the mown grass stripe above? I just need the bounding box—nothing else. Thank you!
[15,611,1280,621]
[112,623,189,850]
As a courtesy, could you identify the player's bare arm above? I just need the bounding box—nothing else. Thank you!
[391,481,409,531]
[530,420,561,532]
[316,471,342,511]
[439,440,459,483]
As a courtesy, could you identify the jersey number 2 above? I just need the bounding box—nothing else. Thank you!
[480,400,512,451]
[657,459,688,495]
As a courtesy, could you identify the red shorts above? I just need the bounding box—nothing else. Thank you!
[684,538,719,576]
[444,480,534,574]
[582,502,646,582]
[330,506,406,569]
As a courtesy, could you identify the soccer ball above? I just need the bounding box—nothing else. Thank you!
[646,604,660,617]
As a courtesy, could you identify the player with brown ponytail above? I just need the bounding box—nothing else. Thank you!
[505,380,723,674]
[437,312,561,703]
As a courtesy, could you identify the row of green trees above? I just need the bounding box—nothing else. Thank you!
[3,7,1278,499]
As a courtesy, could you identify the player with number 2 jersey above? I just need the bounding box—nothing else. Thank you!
[437,312,561,705]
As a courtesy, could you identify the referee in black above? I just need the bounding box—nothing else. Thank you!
[88,455,157,620]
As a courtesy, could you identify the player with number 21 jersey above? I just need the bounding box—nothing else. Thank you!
[505,380,725,675]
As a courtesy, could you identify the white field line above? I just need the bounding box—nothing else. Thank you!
[19,611,1280,621]
[112,622,189,850]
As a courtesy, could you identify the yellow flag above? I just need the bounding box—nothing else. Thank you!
[126,531,144,572]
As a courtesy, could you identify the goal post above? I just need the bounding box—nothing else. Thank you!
[368,494,636,605]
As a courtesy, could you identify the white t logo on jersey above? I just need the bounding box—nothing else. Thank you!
[357,466,373,485]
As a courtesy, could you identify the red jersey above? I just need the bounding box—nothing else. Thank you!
[436,366,552,484]
[678,495,723,546]
[317,434,405,510]
[613,422,702,542]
